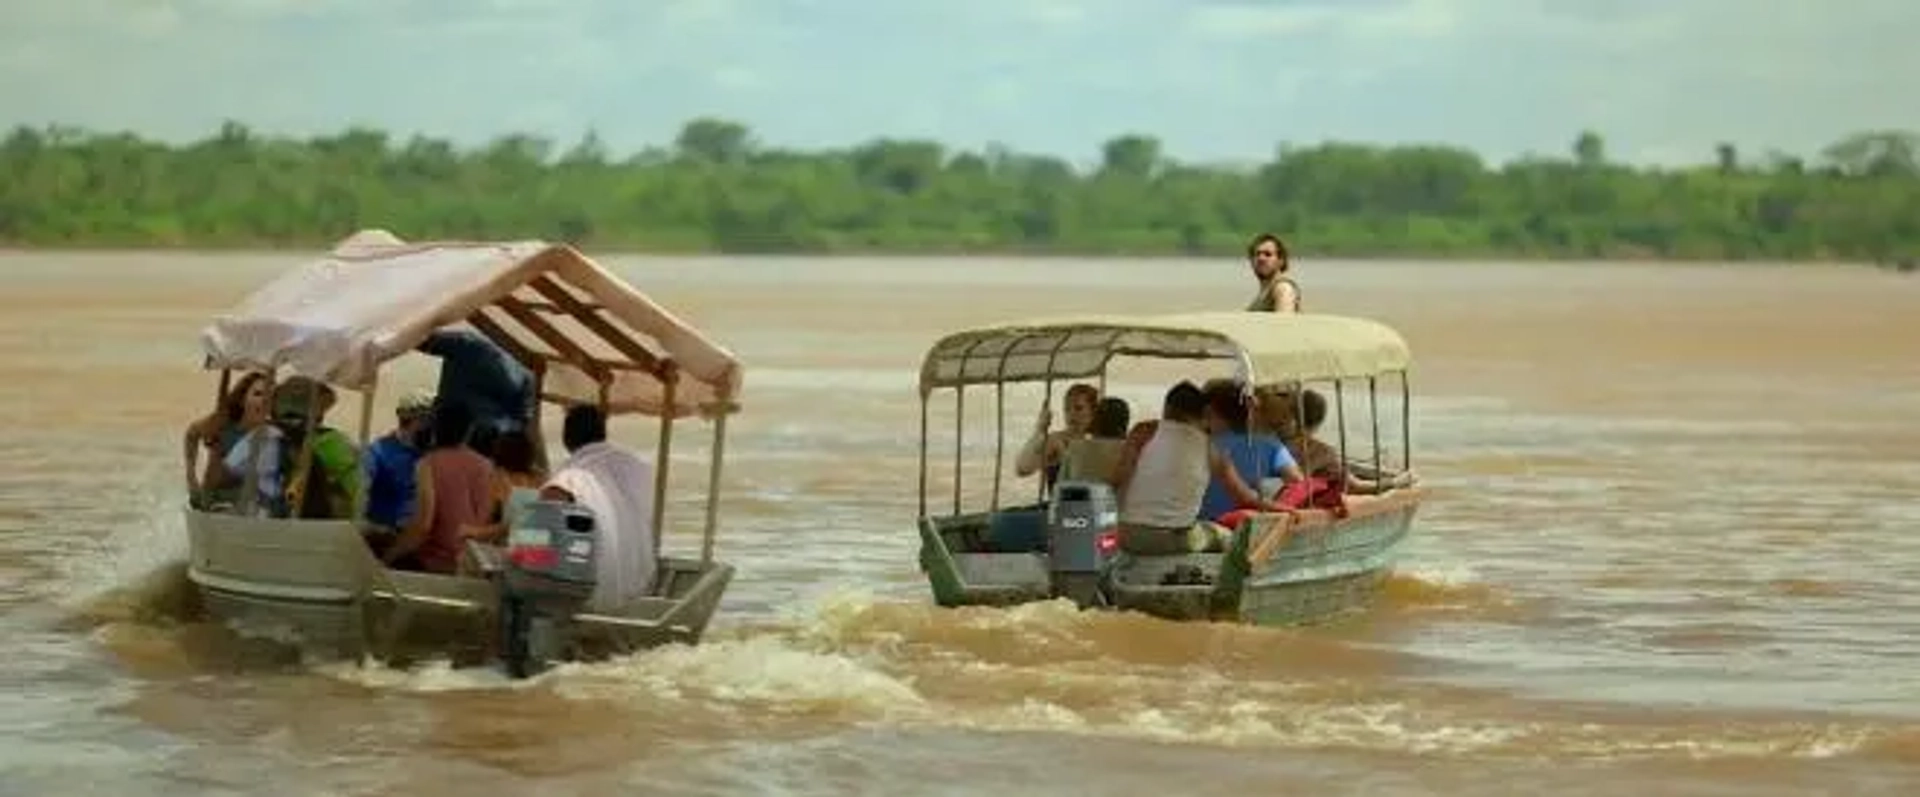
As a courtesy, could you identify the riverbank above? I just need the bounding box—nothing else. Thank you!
[0,238,1904,269]
[6,122,1918,266]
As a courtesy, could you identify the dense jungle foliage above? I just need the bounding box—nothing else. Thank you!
[3,119,1916,261]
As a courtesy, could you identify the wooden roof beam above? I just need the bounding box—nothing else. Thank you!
[528,276,668,377]
[467,309,547,376]
[493,295,612,383]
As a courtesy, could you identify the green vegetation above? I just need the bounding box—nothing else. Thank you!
[2,119,1917,260]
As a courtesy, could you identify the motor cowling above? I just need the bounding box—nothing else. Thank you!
[1045,480,1120,608]
[496,499,600,678]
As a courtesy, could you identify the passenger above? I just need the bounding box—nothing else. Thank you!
[461,428,548,544]
[272,377,362,520]
[361,390,435,548]
[540,403,657,611]
[1057,396,1131,488]
[212,376,356,518]
[416,328,539,463]
[381,402,493,573]
[1113,417,1162,499]
[1253,386,1342,480]
[1260,387,1415,496]
[185,371,269,510]
[1110,381,1272,555]
[209,376,285,517]
[1015,383,1099,495]
[1198,379,1304,525]
[1244,232,1301,313]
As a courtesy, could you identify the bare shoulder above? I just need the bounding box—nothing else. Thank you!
[1275,278,1302,310]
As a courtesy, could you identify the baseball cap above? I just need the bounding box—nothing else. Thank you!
[396,390,435,420]
[273,376,337,422]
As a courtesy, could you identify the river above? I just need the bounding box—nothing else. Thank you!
[1,251,1917,795]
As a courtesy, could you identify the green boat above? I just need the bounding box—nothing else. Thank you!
[912,312,1425,626]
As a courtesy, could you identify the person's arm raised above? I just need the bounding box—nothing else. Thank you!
[1013,406,1053,477]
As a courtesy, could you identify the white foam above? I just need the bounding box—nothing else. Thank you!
[553,635,927,718]
[312,658,536,693]
[295,589,1885,762]
[56,461,190,612]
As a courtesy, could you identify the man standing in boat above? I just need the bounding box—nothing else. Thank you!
[1244,233,1302,313]
[416,328,541,466]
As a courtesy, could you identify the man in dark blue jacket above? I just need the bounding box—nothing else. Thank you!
[416,328,537,457]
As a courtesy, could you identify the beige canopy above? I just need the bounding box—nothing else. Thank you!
[918,311,1410,394]
[200,230,743,419]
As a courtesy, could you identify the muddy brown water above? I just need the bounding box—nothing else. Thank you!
[1,252,1917,795]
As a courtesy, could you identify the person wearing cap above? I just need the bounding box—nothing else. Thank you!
[361,390,435,540]
[273,376,362,519]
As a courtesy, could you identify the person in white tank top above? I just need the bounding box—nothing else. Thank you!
[1114,381,1282,555]
[1121,414,1211,529]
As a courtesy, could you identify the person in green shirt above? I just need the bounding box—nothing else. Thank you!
[273,376,362,520]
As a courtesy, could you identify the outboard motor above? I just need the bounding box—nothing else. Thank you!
[494,499,600,678]
[1045,480,1121,608]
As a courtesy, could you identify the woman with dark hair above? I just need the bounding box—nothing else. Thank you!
[1057,396,1132,488]
[183,371,270,507]
[1015,382,1100,494]
[1244,232,1301,313]
[382,402,494,573]
[1198,379,1303,525]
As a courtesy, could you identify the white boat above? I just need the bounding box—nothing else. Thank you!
[183,230,744,672]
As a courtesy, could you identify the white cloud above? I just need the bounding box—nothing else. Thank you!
[711,67,767,91]
[1185,5,1334,39]
[0,0,1914,165]
[1026,1,1087,26]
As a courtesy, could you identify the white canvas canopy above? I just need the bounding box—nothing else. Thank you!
[918,311,1411,393]
[200,230,743,418]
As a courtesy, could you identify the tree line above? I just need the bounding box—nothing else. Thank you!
[2,118,1917,261]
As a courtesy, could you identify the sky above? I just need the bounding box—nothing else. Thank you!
[1,0,1914,167]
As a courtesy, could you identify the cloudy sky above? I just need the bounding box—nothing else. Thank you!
[2,0,1913,166]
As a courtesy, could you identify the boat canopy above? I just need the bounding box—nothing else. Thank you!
[917,312,1410,394]
[199,230,743,419]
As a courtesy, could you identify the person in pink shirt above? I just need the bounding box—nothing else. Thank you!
[380,402,493,573]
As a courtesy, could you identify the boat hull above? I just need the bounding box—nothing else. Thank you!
[917,490,1422,627]
[184,507,733,667]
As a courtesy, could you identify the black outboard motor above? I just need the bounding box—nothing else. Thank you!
[492,500,600,678]
[1046,480,1121,608]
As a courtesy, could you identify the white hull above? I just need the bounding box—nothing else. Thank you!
[184,507,732,665]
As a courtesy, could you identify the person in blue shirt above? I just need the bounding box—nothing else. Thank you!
[361,390,434,543]
[1196,378,1304,523]
[416,328,537,455]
